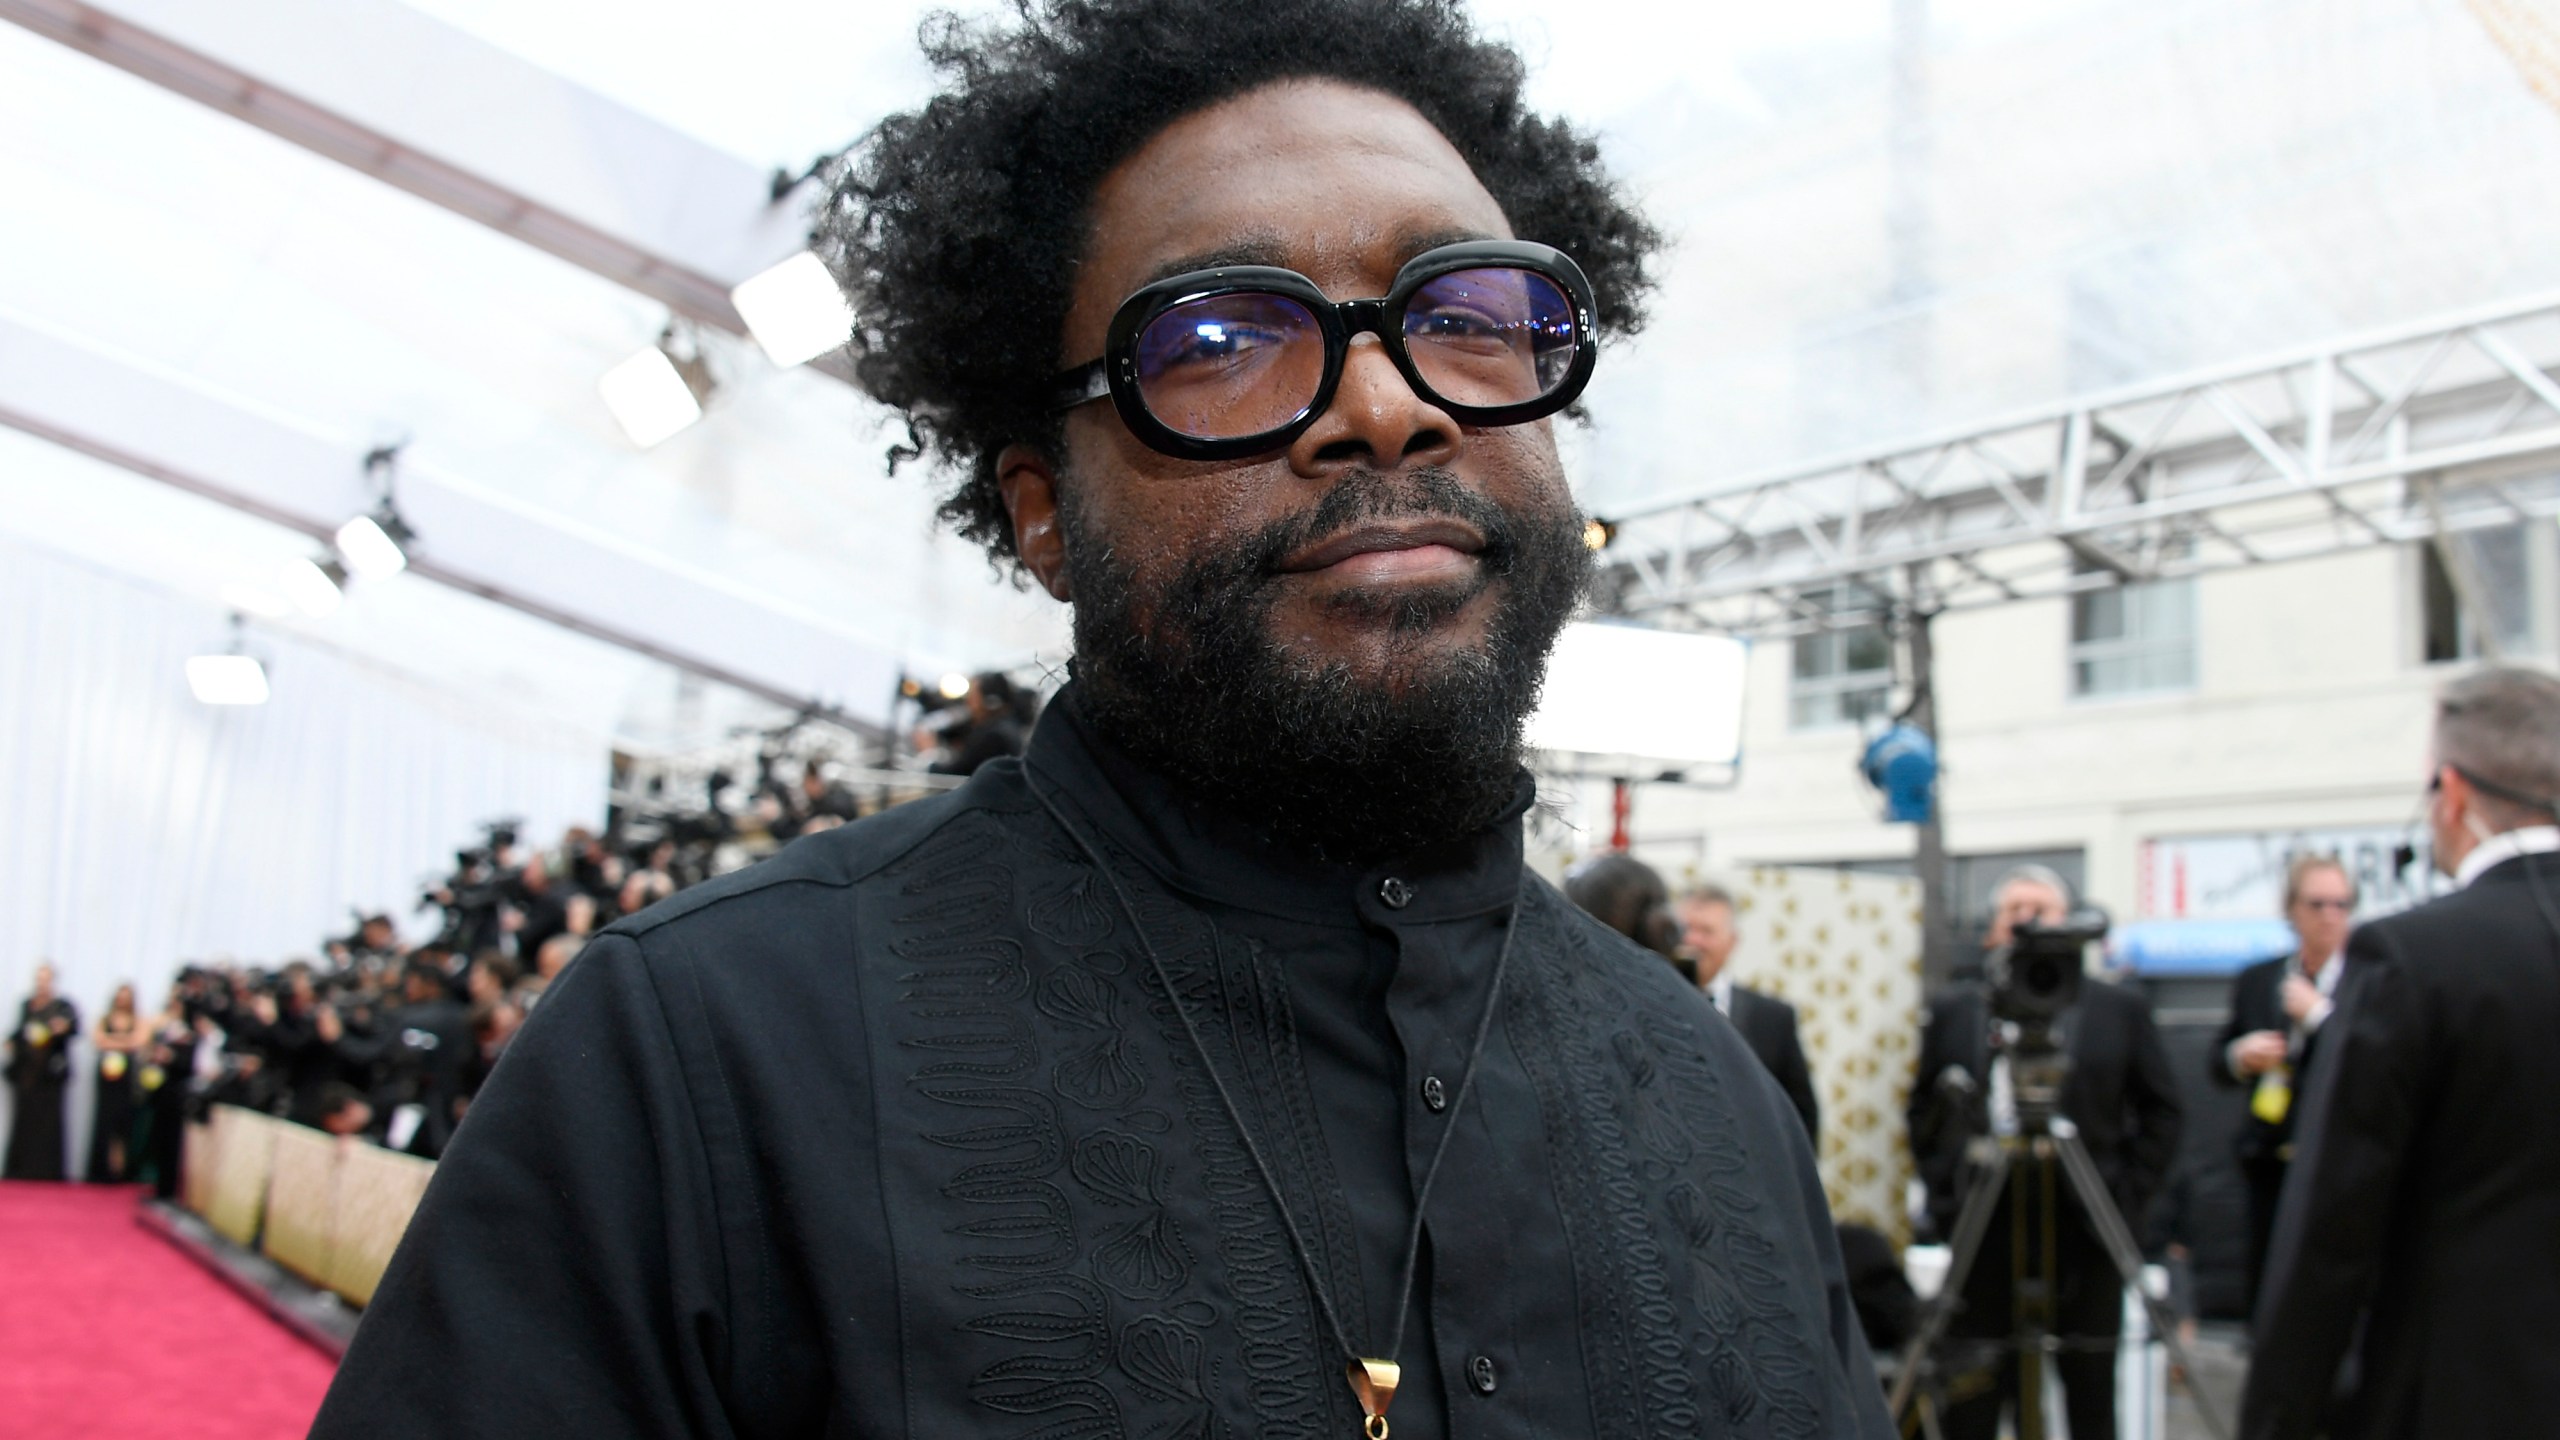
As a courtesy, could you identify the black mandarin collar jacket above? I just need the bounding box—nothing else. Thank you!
[314,688,1891,1439]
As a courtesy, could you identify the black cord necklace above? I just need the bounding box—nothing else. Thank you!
[1028,771,1524,1440]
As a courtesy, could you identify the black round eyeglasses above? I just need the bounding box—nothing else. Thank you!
[1052,240,1599,461]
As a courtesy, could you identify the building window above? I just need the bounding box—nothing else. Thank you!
[2421,524,2540,663]
[2070,571,2196,698]
[1789,590,1892,729]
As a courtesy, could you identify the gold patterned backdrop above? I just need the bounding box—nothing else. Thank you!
[1721,866,1924,1247]
[2473,0,2560,113]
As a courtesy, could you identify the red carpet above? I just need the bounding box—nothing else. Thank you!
[0,1182,335,1439]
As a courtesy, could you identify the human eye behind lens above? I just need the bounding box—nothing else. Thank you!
[1165,319,1291,367]
[1407,273,1543,352]
[1409,306,1512,344]
[1139,296,1307,379]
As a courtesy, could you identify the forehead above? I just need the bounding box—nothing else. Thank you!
[2000,880,2065,907]
[1069,80,1513,348]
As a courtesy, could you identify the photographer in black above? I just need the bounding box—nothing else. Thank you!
[507,852,573,965]
[925,673,1040,778]
[1907,865,2183,1440]
[418,824,520,956]
[159,807,800,1161]
[323,961,474,1158]
[350,912,408,973]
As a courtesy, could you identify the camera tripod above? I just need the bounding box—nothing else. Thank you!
[1887,1085,2230,1440]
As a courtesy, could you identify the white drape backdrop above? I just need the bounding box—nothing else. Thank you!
[0,537,609,1171]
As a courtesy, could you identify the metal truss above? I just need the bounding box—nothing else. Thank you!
[0,0,807,340]
[1595,291,2560,635]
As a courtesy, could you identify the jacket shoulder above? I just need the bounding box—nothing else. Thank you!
[1734,984,1799,1022]
[2234,955,2287,986]
[2349,876,2549,972]
[2085,972,2143,1005]
[1531,875,1702,1005]
[608,766,1028,945]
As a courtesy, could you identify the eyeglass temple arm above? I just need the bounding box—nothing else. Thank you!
[1052,360,1111,411]
[2446,762,2560,816]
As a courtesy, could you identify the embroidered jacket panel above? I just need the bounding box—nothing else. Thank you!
[312,698,1893,1440]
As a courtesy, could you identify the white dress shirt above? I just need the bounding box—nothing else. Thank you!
[1705,972,1735,1018]
[2224,947,2344,1081]
[2454,824,2560,888]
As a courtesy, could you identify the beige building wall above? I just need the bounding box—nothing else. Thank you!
[1548,543,2470,923]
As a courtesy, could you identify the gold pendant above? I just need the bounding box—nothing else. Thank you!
[1347,1359,1400,1440]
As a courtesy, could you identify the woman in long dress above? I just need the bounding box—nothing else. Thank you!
[131,986,198,1199]
[84,982,143,1182]
[4,964,80,1181]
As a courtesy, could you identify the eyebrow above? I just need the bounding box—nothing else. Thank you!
[1397,225,1501,257]
[1140,236,1295,288]
[1136,226,1506,289]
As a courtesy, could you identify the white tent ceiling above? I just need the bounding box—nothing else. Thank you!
[4,0,2557,749]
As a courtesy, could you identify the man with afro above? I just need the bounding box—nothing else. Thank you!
[314,3,1893,1436]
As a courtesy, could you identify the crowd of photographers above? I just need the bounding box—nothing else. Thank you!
[2,678,1047,1187]
[64,821,666,1187]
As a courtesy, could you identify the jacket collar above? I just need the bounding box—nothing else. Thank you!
[2456,825,2560,888]
[1016,684,1530,929]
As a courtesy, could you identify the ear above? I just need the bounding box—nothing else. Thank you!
[997,443,1073,602]
[2434,764,2467,813]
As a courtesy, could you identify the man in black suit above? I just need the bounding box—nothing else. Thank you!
[2244,667,2560,1440]
[1907,865,2183,1440]
[2210,853,2354,1317]
[324,962,474,1159]
[1679,883,1820,1146]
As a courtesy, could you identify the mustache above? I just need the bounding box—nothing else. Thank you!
[1230,467,1530,583]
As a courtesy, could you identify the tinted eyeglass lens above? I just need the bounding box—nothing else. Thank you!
[1132,291,1326,440]
[1403,267,1577,410]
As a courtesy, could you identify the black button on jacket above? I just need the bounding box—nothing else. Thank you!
[313,689,1893,1439]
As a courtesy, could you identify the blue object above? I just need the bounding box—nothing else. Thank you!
[1860,723,1937,823]
[2109,919,2296,976]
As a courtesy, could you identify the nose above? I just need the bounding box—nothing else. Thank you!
[1285,335,1460,477]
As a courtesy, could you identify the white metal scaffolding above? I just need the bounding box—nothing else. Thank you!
[1596,291,2560,634]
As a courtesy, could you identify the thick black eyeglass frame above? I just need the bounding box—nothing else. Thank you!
[1051,239,1599,461]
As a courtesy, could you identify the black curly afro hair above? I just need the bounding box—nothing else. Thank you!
[817,0,1662,570]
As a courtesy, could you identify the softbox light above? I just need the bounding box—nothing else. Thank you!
[1528,621,1748,777]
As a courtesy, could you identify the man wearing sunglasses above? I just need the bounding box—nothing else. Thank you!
[314,2,1892,1437]
[2211,853,2356,1318]
[2243,667,2560,1440]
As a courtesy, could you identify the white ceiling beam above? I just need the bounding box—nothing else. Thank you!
[0,310,897,729]
[0,0,813,336]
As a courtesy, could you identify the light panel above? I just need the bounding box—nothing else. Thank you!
[336,513,408,577]
[279,557,345,617]
[1529,622,1748,771]
[185,653,271,706]
[730,251,855,368]
[597,345,704,447]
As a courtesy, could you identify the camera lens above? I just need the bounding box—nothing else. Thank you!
[2022,954,2059,997]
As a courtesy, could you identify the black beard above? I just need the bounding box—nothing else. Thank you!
[1062,465,1592,864]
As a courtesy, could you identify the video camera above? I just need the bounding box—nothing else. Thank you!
[1981,907,2109,1130]
[416,818,525,952]
[1984,908,2109,1029]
